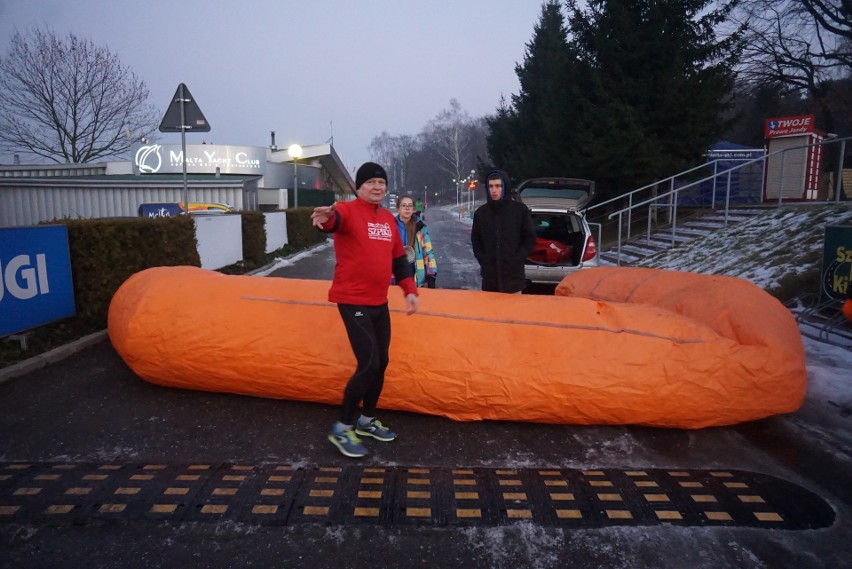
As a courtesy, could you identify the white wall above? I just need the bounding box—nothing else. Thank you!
[264,212,288,252]
[0,181,246,227]
[194,215,242,269]
[257,188,289,209]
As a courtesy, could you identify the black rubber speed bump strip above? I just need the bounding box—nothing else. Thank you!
[0,463,835,529]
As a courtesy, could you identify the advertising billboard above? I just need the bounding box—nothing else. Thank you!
[0,225,76,337]
[821,226,852,303]
[764,115,816,139]
[132,143,266,175]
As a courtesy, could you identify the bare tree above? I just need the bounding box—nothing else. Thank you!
[369,131,402,192]
[802,0,852,56]
[367,101,488,203]
[734,1,851,131]
[420,99,477,186]
[368,131,396,179]
[0,28,159,163]
[392,134,417,192]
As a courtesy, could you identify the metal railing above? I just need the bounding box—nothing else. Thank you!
[788,293,852,348]
[591,135,851,266]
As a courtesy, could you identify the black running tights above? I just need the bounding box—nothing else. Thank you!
[336,303,391,425]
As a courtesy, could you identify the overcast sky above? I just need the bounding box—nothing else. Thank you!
[0,0,548,175]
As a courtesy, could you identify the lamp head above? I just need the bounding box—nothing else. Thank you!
[287,144,303,159]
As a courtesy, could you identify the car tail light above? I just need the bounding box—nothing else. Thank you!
[582,235,597,262]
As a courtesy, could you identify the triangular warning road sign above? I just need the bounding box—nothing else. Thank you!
[159,83,211,133]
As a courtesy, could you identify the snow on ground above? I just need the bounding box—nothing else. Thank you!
[797,335,852,449]
[253,240,333,277]
[634,204,852,292]
[805,336,852,411]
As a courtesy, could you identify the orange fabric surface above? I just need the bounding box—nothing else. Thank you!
[108,265,806,428]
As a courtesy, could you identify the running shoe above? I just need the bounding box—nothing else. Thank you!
[355,418,397,442]
[328,429,367,458]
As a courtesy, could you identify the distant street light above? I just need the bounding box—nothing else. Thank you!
[469,169,476,216]
[288,143,303,208]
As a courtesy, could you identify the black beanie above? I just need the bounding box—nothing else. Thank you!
[355,162,388,190]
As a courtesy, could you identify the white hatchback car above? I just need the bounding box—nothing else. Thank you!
[516,177,599,285]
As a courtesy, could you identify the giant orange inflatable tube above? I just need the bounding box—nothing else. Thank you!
[107,266,806,428]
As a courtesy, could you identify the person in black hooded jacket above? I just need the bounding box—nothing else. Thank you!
[471,169,536,293]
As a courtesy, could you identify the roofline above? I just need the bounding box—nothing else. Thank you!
[0,176,259,188]
[269,143,355,194]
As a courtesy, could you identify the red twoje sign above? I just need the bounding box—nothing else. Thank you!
[765,114,815,139]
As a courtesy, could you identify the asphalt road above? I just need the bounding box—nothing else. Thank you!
[1,204,850,569]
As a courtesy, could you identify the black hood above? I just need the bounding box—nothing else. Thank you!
[484,170,512,204]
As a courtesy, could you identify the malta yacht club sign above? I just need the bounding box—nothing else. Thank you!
[132,143,266,175]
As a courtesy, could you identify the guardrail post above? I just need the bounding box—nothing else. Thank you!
[671,196,678,245]
[835,139,846,203]
[616,212,623,266]
[647,205,653,244]
[725,170,732,225]
[627,194,633,240]
[668,179,675,225]
[711,160,719,208]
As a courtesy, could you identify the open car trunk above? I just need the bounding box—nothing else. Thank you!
[516,177,597,283]
[528,212,587,266]
[518,177,595,268]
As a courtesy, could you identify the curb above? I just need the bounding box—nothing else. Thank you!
[0,330,109,385]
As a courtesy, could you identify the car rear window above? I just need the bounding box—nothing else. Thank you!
[521,187,590,200]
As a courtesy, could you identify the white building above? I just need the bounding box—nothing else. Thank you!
[0,143,354,227]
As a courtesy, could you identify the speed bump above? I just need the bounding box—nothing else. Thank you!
[0,463,834,529]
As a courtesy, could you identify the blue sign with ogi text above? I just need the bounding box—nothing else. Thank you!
[0,225,76,337]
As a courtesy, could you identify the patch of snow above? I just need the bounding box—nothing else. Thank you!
[636,205,852,292]
[444,203,474,226]
[253,240,333,277]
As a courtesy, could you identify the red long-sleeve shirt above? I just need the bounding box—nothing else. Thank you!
[319,197,416,305]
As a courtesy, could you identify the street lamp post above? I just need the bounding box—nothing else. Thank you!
[288,143,303,208]
[469,169,476,216]
[454,178,460,220]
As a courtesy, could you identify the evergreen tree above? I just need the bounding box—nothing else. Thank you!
[487,0,743,203]
[511,0,578,179]
[486,0,579,181]
[484,97,520,175]
[566,0,743,200]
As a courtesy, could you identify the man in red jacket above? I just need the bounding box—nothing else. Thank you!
[311,162,419,458]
